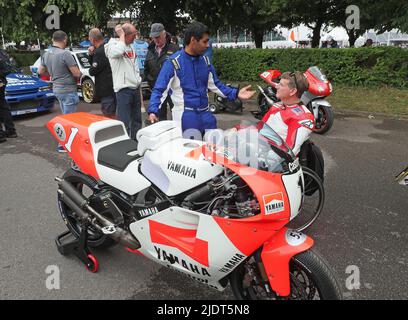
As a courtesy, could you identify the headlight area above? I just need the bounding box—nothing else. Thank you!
[39,85,52,92]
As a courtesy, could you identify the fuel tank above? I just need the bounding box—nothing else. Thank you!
[141,139,223,196]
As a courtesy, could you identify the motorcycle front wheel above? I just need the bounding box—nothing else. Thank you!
[57,169,116,248]
[287,167,325,232]
[314,105,334,134]
[230,249,342,300]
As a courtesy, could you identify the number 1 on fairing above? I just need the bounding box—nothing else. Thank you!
[65,128,79,152]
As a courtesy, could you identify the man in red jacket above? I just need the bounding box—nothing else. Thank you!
[230,71,314,157]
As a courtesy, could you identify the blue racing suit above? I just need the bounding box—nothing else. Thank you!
[147,49,238,137]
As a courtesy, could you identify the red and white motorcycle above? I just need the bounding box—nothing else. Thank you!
[47,113,341,300]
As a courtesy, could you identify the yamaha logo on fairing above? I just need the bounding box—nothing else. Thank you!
[167,161,197,179]
[219,253,246,273]
[154,246,211,277]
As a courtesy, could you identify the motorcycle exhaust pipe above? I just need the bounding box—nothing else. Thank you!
[56,177,141,250]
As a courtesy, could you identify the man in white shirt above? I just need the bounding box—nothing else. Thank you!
[105,23,143,140]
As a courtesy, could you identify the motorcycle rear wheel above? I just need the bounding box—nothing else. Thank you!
[230,249,342,300]
[57,169,116,248]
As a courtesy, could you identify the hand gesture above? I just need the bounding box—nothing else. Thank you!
[148,113,158,124]
[88,46,95,55]
[238,85,256,100]
[115,25,124,37]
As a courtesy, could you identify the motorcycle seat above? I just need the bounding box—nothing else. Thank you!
[97,139,141,172]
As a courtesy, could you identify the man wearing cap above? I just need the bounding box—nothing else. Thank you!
[105,23,143,140]
[147,22,255,139]
[144,23,179,120]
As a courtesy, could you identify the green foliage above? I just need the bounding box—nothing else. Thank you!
[7,51,40,67]
[213,47,408,88]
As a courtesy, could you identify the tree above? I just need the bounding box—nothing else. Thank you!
[111,0,189,37]
[186,0,288,48]
[282,0,345,48]
[330,0,402,47]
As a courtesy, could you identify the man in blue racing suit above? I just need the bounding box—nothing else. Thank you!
[147,22,255,138]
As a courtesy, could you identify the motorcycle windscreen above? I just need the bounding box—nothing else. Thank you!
[207,121,296,174]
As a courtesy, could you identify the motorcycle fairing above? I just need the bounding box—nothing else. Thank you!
[46,112,108,179]
[47,113,152,195]
[260,70,282,85]
[303,68,331,97]
[141,139,223,196]
[129,207,249,290]
[186,145,303,257]
[261,227,314,297]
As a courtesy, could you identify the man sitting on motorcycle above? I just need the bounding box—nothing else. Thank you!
[230,71,315,156]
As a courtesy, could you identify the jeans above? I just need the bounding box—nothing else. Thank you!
[116,87,142,140]
[54,92,79,115]
[100,95,117,116]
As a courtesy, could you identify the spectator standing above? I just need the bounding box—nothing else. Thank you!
[39,30,81,152]
[0,48,18,143]
[363,39,373,47]
[105,23,143,140]
[326,35,339,48]
[147,22,255,138]
[133,34,149,80]
[144,23,179,121]
[88,28,116,118]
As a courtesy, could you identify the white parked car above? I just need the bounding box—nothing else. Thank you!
[31,48,150,103]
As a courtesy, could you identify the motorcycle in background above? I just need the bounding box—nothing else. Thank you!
[257,66,334,134]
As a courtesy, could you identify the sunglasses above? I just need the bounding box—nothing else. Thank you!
[289,72,299,90]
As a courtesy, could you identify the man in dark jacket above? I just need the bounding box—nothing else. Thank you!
[144,23,179,120]
[88,28,116,118]
[0,49,18,143]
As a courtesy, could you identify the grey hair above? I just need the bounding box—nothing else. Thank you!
[89,28,104,41]
[122,23,135,35]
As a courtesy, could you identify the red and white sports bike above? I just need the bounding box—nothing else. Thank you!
[47,113,341,300]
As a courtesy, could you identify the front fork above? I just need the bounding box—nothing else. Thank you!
[310,99,332,127]
[259,227,314,297]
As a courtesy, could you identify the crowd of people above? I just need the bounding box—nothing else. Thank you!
[1,20,316,157]
[33,21,228,152]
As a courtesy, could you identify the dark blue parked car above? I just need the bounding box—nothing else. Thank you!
[5,73,56,116]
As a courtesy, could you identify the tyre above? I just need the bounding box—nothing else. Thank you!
[57,169,115,248]
[314,105,334,134]
[287,167,324,232]
[81,78,97,103]
[209,103,220,114]
[230,249,342,300]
